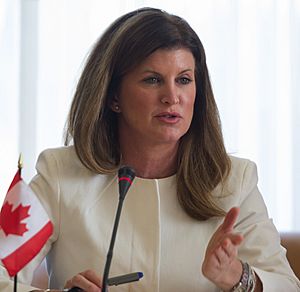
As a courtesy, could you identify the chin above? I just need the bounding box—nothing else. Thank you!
[155,133,184,144]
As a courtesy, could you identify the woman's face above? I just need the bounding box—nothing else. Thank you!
[116,48,196,147]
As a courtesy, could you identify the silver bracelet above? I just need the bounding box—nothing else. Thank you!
[248,266,257,292]
[230,261,256,292]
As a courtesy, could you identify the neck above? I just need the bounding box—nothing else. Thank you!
[120,140,179,179]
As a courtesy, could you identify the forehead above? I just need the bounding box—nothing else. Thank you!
[133,48,195,72]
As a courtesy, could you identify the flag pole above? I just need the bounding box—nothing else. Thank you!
[13,275,17,292]
[14,154,23,292]
[18,153,23,176]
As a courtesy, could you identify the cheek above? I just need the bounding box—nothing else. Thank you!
[186,94,196,115]
[122,98,151,115]
[120,89,156,115]
[119,96,153,124]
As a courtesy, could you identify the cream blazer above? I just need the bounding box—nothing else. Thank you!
[0,146,299,291]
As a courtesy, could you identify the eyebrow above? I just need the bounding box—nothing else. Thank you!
[141,69,194,75]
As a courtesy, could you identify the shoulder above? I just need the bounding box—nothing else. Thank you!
[36,145,88,174]
[38,145,78,164]
[34,146,104,188]
[228,155,258,190]
[33,146,116,201]
[214,155,259,208]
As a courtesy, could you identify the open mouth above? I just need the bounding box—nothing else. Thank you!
[160,114,178,118]
[156,112,181,118]
[155,112,182,123]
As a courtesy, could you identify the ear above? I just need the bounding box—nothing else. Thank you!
[110,96,121,113]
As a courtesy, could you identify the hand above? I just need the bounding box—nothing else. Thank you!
[64,270,102,292]
[202,207,244,291]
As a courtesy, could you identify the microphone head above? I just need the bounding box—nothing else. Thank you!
[118,166,135,200]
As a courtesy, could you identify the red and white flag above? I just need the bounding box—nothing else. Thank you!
[0,170,53,277]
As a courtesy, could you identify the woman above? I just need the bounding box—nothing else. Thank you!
[1,7,299,292]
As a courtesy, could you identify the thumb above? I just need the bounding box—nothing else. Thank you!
[221,207,240,233]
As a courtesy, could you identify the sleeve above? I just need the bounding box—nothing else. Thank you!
[235,161,300,291]
[0,149,60,292]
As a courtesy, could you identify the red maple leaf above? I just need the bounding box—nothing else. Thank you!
[0,202,30,236]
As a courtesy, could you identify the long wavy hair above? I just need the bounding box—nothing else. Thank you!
[65,7,231,220]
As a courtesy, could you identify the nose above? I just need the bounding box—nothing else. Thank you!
[160,83,180,105]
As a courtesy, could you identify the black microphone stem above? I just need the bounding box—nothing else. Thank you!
[101,196,125,292]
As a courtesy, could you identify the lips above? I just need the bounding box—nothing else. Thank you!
[154,112,182,124]
[155,112,182,118]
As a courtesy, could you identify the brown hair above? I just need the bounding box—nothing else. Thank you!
[65,7,231,220]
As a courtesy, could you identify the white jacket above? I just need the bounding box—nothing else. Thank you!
[0,146,299,291]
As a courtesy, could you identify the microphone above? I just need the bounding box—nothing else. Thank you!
[118,166,135,200]
[101,166,136,292]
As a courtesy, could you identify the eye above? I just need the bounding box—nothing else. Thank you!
[177,77,193,85]
[143,76,161,84]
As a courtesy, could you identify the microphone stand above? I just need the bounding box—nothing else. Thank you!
[101,195,126,292]
[101,166,135,291]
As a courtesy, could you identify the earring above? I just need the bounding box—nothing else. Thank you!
[115,105,120,111]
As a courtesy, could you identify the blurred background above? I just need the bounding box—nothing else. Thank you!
[0,0,299,231]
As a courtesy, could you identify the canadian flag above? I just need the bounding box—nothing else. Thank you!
[0,170,53,277]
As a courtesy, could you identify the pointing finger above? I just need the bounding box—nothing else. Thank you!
[221,207,240,233]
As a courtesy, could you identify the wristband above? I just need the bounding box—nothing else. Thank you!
[231,261,256,292]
